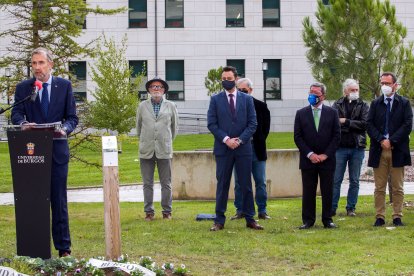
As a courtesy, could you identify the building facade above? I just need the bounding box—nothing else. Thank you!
[1,0,414,131]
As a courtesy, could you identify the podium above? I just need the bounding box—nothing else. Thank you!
[6,123,66,259]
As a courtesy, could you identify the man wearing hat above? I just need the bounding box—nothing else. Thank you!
[136,77,178,221]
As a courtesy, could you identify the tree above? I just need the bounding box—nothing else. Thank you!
[0,0,124,97]
[204,66,223,96]
[87,35,143,137]
[302,0,414,100]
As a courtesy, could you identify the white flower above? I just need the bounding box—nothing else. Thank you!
[180,264,186,269]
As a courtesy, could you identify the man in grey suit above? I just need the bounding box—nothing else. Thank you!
[136,77,178,221]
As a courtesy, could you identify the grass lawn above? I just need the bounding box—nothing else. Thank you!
[0,132,294,192]
[1,196,414,275]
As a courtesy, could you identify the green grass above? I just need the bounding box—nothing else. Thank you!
[1,196,414,275]
[0,133,295,192]
[1,131,413,192]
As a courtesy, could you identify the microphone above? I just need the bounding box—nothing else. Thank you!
[32,80,42,101]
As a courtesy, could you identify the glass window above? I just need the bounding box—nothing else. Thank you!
[165,60,184,101]
[264,59,281,100]
[165,0,184,28]
[72,0,87,29]
[226,59,245,78]
[129,60,148,100]
[322,0,330,5]
[263,0,280,27]
[69,61,87,102]
[129,0,147,28]
[226,0,244,27]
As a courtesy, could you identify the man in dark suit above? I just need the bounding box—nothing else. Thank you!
[12,47,78,257]
[207,66,263,231]
[231,77,271,220]
[367,72,413,227]
[294,82,340,229]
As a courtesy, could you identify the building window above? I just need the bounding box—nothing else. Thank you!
[72,0,87,29]
[264,59,281,100]
[129,60,148,100]
[226,59,245,78]
[69,61,87,102]
[165,0,184,28]
[263,0,280,27]
[129,0,147,28]
[226,0,244,27]
[165,60,184,101]
[322,0,330,5]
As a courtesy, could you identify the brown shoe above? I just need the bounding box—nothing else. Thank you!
[163,213,172,219]
[145,213,154,221]
[246,221,264,230]
[210,223,224,231]
[258,213,271,220]
[230,213,245,220]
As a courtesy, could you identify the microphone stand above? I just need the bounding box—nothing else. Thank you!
[0,93,34,115]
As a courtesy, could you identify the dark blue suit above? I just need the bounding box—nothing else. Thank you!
[12,77,78,254]
[294,105,340,226]
[207,90,257,225]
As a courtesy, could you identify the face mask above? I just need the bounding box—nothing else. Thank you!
[222,80,236,91]
[381,85,393,96]
[308,94,320,106]
[348,92,359,101]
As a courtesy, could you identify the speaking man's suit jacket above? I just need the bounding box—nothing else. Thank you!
[252,98,270,161]
[11,77,78,165]
[367,94,413,168]
[207,90,257,156]
[294,104,340,170]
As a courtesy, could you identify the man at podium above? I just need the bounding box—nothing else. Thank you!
[11,47,78,257]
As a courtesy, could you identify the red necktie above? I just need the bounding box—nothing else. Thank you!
[229,94,235,116]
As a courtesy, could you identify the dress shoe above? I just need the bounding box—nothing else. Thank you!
[230,213,245,220]
[299,223,313,230]
[246,221,264,230]
[210,223,224,231]
[324,222,337,229]
[373,218,385,227]
[346,209,356,217]
[145,213,155,221]
[59,250,71,257]
[258,213,271,220]
[162,213,172,219]
[393,217,404,226]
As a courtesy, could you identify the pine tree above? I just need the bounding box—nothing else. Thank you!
[0,0,124,96]
[302,0,414,100]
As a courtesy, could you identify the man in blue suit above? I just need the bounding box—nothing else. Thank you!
[12,47,78,257]
[207,66,263,231]
[294,82,340,230]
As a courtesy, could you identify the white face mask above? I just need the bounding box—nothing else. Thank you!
[381,85,393,96]
[348,92,359,101]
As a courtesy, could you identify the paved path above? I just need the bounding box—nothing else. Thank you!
[2,182,414,205]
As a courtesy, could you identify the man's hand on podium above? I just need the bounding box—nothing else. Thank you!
[22,122,36,131]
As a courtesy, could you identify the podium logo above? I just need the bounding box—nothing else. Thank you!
[17,142,45,164]
[27,142,35,155]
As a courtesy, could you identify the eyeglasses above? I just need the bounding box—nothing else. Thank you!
[149,85,164,89]
[239,89,249,93]
[380,82,393,86]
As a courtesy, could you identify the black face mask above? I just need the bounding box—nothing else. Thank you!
[239,89,249,94]
[222,80,236,91]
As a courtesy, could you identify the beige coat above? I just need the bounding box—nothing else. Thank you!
[136,98,178,159]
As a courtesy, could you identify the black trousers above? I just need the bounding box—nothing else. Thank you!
[301,168,334,226]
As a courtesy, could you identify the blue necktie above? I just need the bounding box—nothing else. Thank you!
[384,97,392,136]
[41,82,49,118]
